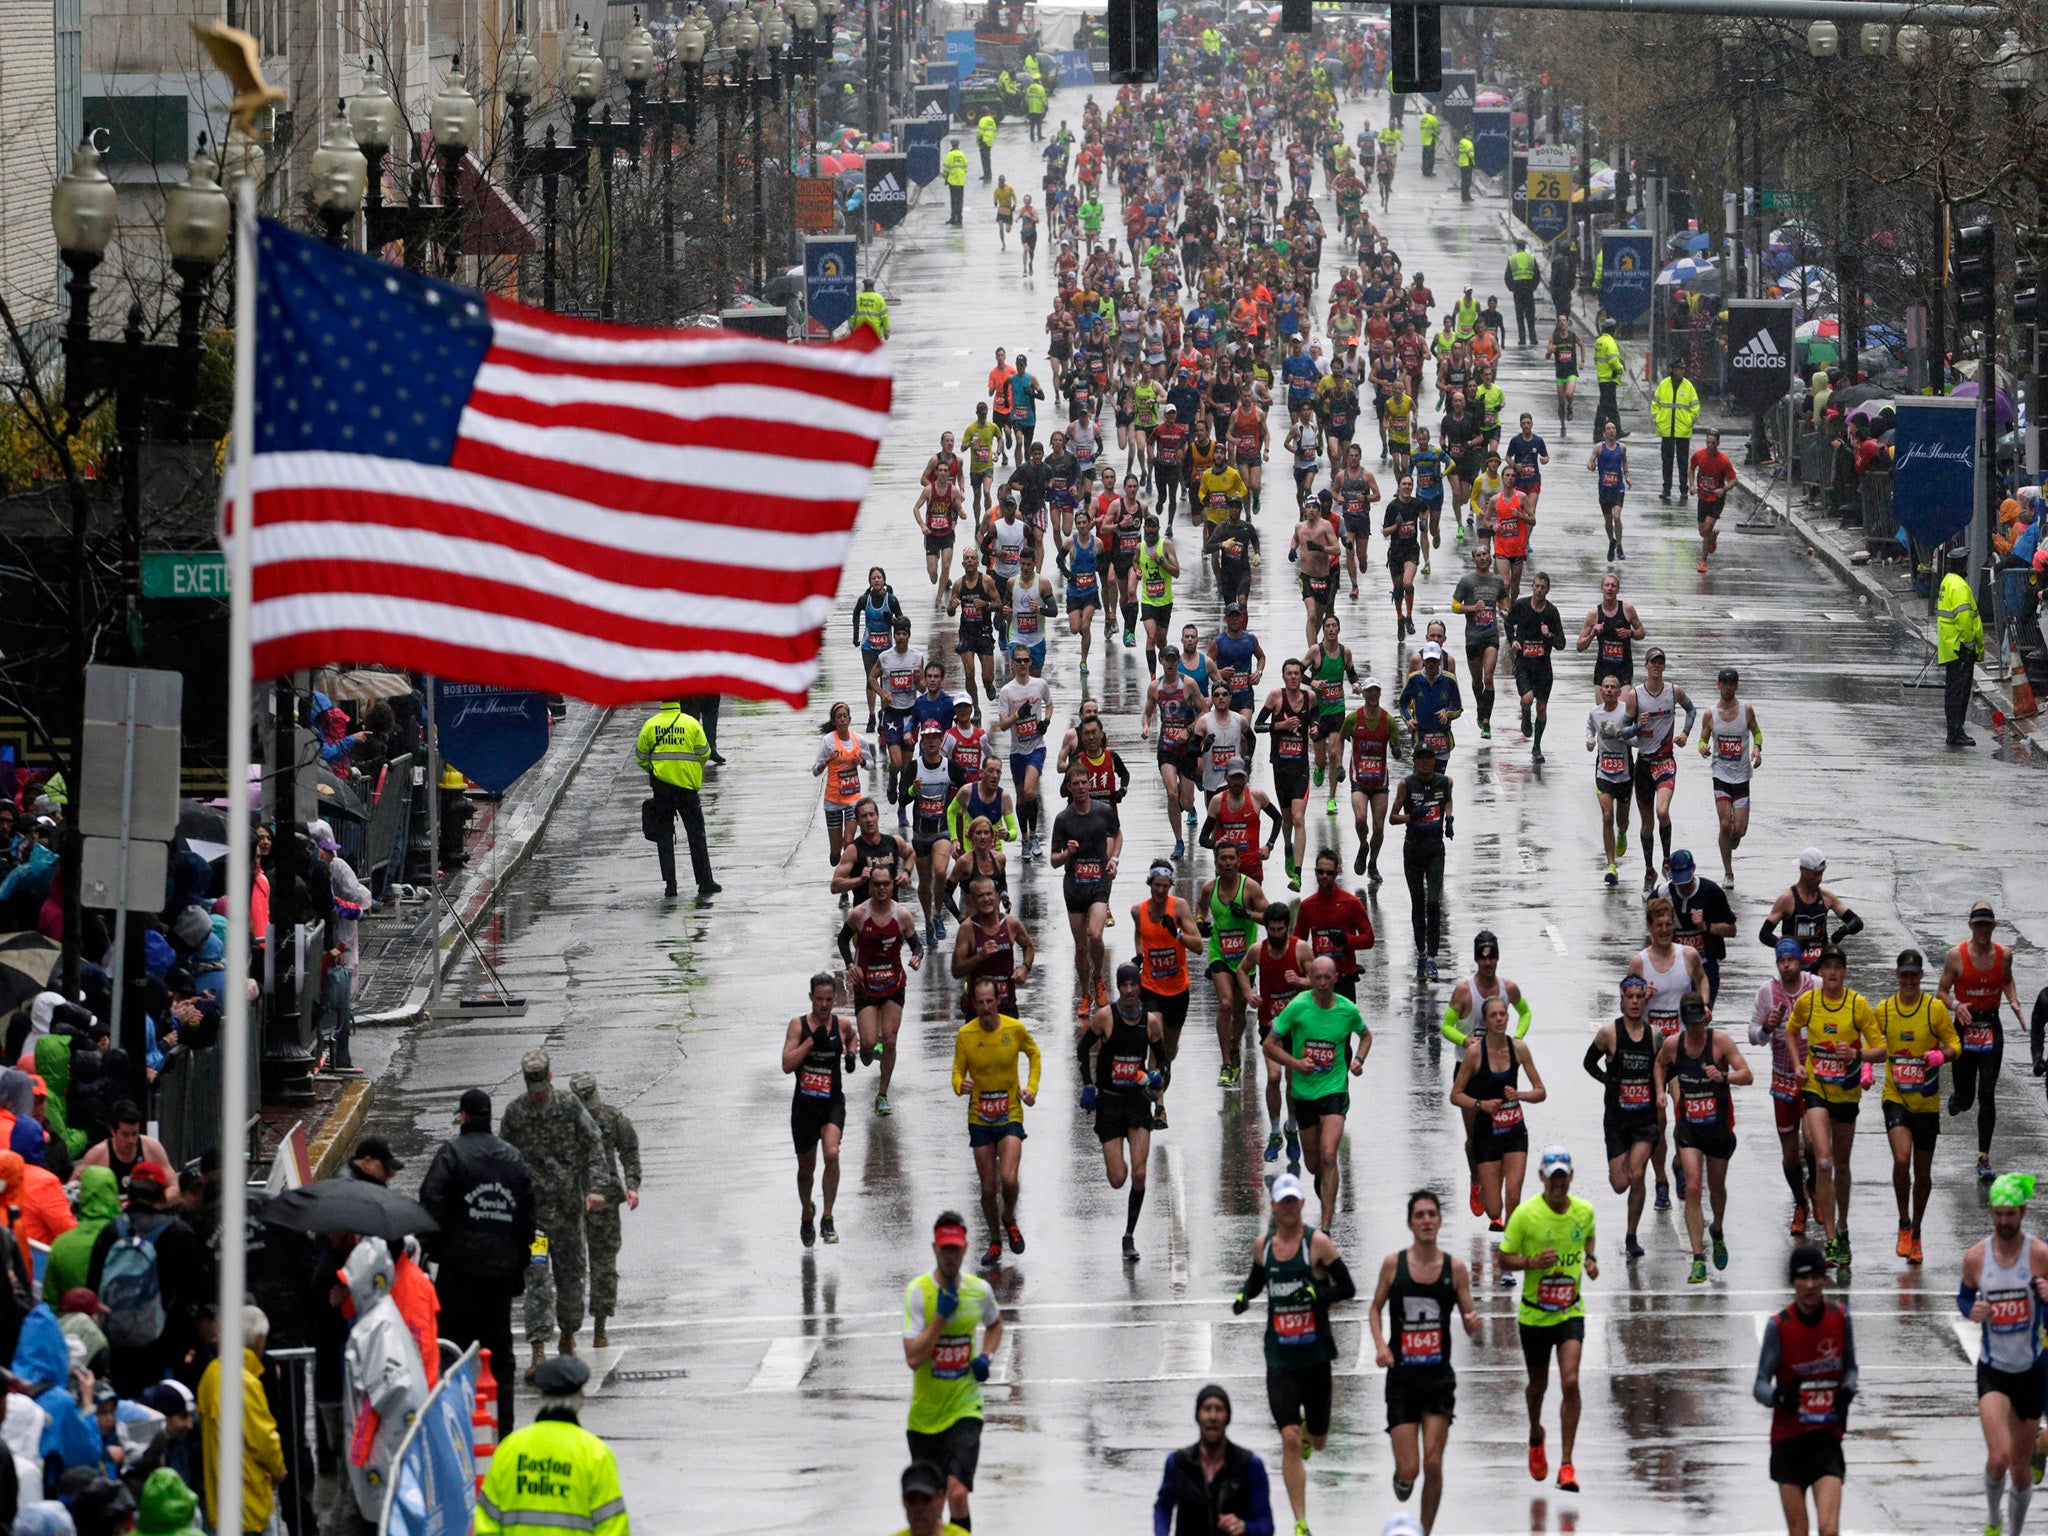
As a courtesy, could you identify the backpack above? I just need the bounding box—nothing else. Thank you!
[99,1217,166,1347]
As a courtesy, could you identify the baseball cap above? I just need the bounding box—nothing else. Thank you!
[1538,1146,1573,1177]
[127,1161,175,1193]
[459,1087,492,1121]
[952,697,974,712]
[1645,646,1667,664]
[1798,847,1826,871]
[1896,949,1925,974]
[1226,757,1251,778]
[1421,641,1444,661]
[1271,1172,1307,1204]
[1361,676,1382,692]
[1717,666,1740,684]
[1668,849,1696,882]
[1816,945,1848,969]
[317,838,341,853]
[59,1287,107,1318]
[902,1461,949,1499]
[1776,938,1805,962]
[1787,1243,1829,1279]
[918,721,944,737]
[354,1136,404,1172]
[1971,901,1998,925]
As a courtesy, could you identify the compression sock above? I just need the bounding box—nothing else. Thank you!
[1532,716,1546,751]
[1127,1182,1147,1233]
[1123,601,1139,631]
[1782,1159,1809,1214]
[1990,1471,2008,1527]
[2011,1468,2033,1534]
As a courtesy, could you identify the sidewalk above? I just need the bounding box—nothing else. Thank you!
[1494,206,2038,757]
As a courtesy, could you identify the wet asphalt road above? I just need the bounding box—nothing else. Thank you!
[360,96,2048,1534]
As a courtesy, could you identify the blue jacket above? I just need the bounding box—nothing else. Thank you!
[1153,1441,1273,1536]
[11,1306,103,1488]
[0,844,57,907]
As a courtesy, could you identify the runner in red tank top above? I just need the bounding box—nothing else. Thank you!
[836,863,924,1113]
[1939,901,2024,1175]
[1247,903,1312,1168]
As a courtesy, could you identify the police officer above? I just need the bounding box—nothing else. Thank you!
[976,113,997,181]
[474,1357,628,1536]
[635,699,717,901]
[945,139,970,225]
[1504,240,1542,348]
[1024,76,1047,141]
[500,1050,610,1378]
[1592,319,1625,440]
[1418,108,1439,176]
[570,1073,641,1350]
[1653,358,1701,501]
[1937,568,1984,746]
[856,278,891,340]
[417,1087,536,1433]
[1456,135,1475,202]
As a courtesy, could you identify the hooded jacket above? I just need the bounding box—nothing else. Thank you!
[34,1036,83,1158]
[197,1347,285,1532]
[134,1467,206,1536]
[9,1306,102,1486]
[339,1238,427,1521]
[43,1168,117,1305]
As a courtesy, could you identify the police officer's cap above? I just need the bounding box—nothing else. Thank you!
[533,1355,591,1396]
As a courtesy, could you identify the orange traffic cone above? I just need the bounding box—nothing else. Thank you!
[472,1347,500,1493]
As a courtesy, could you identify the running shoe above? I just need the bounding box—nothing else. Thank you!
[1265,1131,1284,1162]
[1556,1463,1579,1493]
[1604,863,1618,887]
[1527,1429,1548,1482]
[1839,1227,1853,1260]
[1488,1218,1505,1234]
[1354,845,1369,876]
[1095,978,1110,1008]
[1079,662,1089,676]
[1422,556,1431,576]
[1325,793,1338,815]
[1654,1181,1671,1211]
[933,915,948,942]
[1470,1180,1484,1218]
[1124,628,1137,646]
[820,1215,838,1244]
[1219,1063,1235,1087]
[1454,522,1466,545]
[1424,957,1439,982]
[1479,725,1491,740]
[801,1216,816,1248]
[1350,585,1360,599]
[1980,1152,1996,1181]
[1688,1254,1706,1284]
[1624,1234,1645,1261]
[1153,1106,1169,1130]
[1790,1207,1808,1237]
[1173,840,1186,859]
[1122,1233,1139,1263]
[981,1240,1003,1267]
[1909,1234,1924,1265]
[1285,1126,1301,1163]
[1531,747,1545,764]
[1895,1225,1912,1259]
[1313,765,1325,787]
[1007,1222,1026,1254]
[1712,1229,1729,1270]
[1294,1522,1312,1536]
[1369,867,1383,889]
[874,1094,892,1117]
[1696,559,1708,574]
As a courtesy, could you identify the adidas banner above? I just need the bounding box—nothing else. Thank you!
[1438,72,1478,137]
[867,153,910,231]
[1724,300,1795,415]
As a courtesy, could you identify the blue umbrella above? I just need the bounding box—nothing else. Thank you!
[1655,256,1720,290]
[1666,229,1711,254]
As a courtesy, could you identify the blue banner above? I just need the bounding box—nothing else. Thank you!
[1437,71,1477,135]
[1472,107,1511,178]
[945,29,976,75]
[433,681,549,796]
[904,116,945,188]
[1599,230,1656,327]
[805,235,858,333]
[381,1350,478,1536]
[1891,398,1979,546]
[1059,50,1093,86]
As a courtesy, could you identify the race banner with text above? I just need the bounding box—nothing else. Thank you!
[1437,71,1477,136]
[432,681,549,795]
[1723,300,1795,415]
[1598,230,1655,328]
[805,235,859,338]
[1891,397,1979,547]
[1471,107,1511,178]
[866,153,909,230]
[905,116,946,188]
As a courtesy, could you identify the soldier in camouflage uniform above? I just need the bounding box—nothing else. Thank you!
[570,1072,642,1348]
[499,1049,609,1377]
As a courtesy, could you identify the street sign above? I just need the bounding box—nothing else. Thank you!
[1761,189,1815,211]
[140,549,227,599]
[80,664,182,842]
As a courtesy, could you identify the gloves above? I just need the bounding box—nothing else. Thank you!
[971,1354,992,1382]
[935,1286,960,1319]
[1927,1050,1945,1068]
[1444,814,1455,841]
[1147,1070,1165,1094]
[1080,1084,1098,1110]
[1231,1293,1250,1315]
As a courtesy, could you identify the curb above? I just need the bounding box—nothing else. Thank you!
[306,1078,373,1180]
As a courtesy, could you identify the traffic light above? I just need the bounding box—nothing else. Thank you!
[1108,0,1159,83]
[1391,3,1442,95]
[1280,0,1312,33]
[2015,264,2040,328]
[1955,222,1997,327]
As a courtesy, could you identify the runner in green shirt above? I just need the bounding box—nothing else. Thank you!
[1080,196,1104,239]
[1499,1147,1598,1494]
[902,1212,1006,1527]
[1200,839,1268,1089]
[1262,955,1370,1231]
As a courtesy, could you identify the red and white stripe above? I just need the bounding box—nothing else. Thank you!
[237,303,892,707]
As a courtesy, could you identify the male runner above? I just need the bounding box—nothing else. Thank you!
[1345,679,1403,884]
[1690,427,1736,574]
[1089,963,1165,1262]
[1501,1147,1597,1493]
[1655,992,1754,1283]
[1265,957,1371,1232]
[1233,1171,1356,1536]
[952,977,1041,1267]
[1587,419,1630,562]
[1587,675,1635,887]
[839,861,924,1115]
[784,972,856,1246]
[1699,666,1763,884]
[995,645,1054,853]
[1960,1173,2048,1536]
[1577,571,1645,688]
[1368,1190,1480,1534]
[1200,836,1270,1085]
[1257,661,1318,887]
[1051,762,1123,1020]
[1585,975,1658,1259]
[1941,900,2026,1181]
[1792,947,1882,1268]
[903,1213,1003,1532]
[1449,545,1508,740]
[948,552,1007,716]
[1389,741,1453,981]
[1382,474,1424,635]
[1131,860,1202,1129]
[1624,648,1696,888]
[1291,497,1344,646]
[1247,902,1312,1168]
[1751,940,1822,1237]
[1291,851,1375,1006]
[1507,571,1566,760]
[1760,848,1863,972]
[950,872,1035,1019]
[876,619,928,822]
[1875,949,1957,1266]
[1754,1244,1855,1536]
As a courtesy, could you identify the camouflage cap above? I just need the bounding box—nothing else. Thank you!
[569,1072,598,1099]
[520,1049,551,1083]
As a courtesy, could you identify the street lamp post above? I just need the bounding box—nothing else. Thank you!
[310,112,368,247]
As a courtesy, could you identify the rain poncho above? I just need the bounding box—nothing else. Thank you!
[9,1306,102,1482]
[44,1167,118,1304]
[133,1466,205,1536]
[35,1035,83,1157]
[339,1237,427,1519]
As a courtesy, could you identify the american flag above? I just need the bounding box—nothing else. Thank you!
[226,220,892,707]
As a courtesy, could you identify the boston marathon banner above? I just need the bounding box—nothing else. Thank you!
[1891,397,1979,547]
[1598,230,1655,328]
[805,235,859,337]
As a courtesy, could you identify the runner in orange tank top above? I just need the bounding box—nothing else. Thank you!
[1939,901,2025,1176]
[1128,862,1203,1129]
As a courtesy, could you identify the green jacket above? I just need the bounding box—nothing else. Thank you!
[136,1468,207,1536]
[635,705,709,791]
[855,289,890,338]
[976,115,997,147]
[1594,331,1624,384]
[1418,112,1439,145]
[45,1165,118,1303]
[943,149,969,187]
[1938,572,1984,663]
[1652,376,1701,438]
[1456,137,1475,168]
[35,1034,83,1155]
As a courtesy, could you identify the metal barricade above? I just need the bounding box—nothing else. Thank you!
[360,753,415,897]
[268,1347,322,1536]
[1987,561,2025,681]
[1860,469,1898,552]
[1795,432,1830,498]
[152,1045,259,1167]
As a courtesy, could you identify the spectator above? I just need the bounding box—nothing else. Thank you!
[1153,1383,1274,1536]
[0,1066,30,1148]
[197,1305,286,1536]
[77,1108,169,1189]
[62,1472,132,1536]
[26,1071,76,1181]
[10,1128,77,1245]
[344,1139,397,1187]
[3,1394,45,1516]
[418,1088,534,1434]
[86,1164,212,1396]
[45,1170,120,1305]
[388,1240,441,1391]
[1995,485,2041,557]
[317,839,371,972]
[338,1238,427,1529]
[0,818,58,931]
[124,1385,198,1499]
[132,1467,205,1536]
[55,1293,109,1380]
[9,1305,103,1493]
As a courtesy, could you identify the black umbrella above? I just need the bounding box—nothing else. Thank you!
[0,932,59,1014]
[257,1178,438,1241]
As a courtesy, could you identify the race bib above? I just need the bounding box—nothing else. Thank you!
[1535,1274,1578,1312]
[1073,858,1105,885]
[798,1066,835,1099]
[1317,677,1344,704]
[863,964,899,993]
[1812,1052,1852,1085]
[1147,945,1181,980]
[1489,1101,1525,1131]
[1145,574,1168,599]
[1273,1305,1317,1344]
[1771,1069,1802,1104]
[1520,640,1547,659]
[1218,928,1249,959]
[932,1335,974,1379]
[834,763,862,797]
[1796,1375,1839,1425]
[1109,1054,1148,1087]
[977,1090,1012,1123]
[1892,1056,1929,1091]
[1618,1079,1651,1111]
[1646,755,1676,786]
[1963,1023,1995,1053]
[1716,734,1745,760]
[1399,1326,1443,1366]
[1987,1290,2033,1328]
[1161,721,1189,748]
[1301,1039,1338,1073]
[1278,735,1306,759]
[1682,1088,1720,1126]
[1598,752,1628,778]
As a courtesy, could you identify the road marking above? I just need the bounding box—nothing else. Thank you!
[988,1327,1017,1385]
[1165,1141,1190,1290]
[1544,924,1567,955]
[944,380,961,387]
[1160,1320,1212,1378]
[1951,1316,1981,1365]
[746,1337,819,1392]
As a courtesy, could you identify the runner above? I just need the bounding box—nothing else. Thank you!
[952,977,1042,1268]
[1577,571,1645,688]
[784,972,856,1246]
[1506,571,1566,761]
[1545,316,1579,438]
[1256,660,1317,887]
[1345,679,1403,884]
[1300,616,1359,813]
[1585,975,1659,1259]
[914,462,965,591]
[1753,1244,1854,1536]
[1751,939,1822,1237]
[1201,837,1271,1087]
[1007,546,1053,677]
[838,860,924,1115]
[947,548,1008,714]
[1791,947,1882,1268]
[908,726,960,946]
[1874,949,1958,1265]
[1501,1147,1597,1493]
[1940,900,2026,1181]
[903,1213,1003,1532]
[1130,859,1202,1130]
[1759,849,1863,972]
[1368,1191,1480,1534]
[853,567,909,731]
[1291,497,1344,647]
[995,644,1054,853]
[950,870,1034,1019]
[1959,1174,2048,1536]
[1586,419,1631,562]
[1586,675,1635,887]
[964,403,1001,518]
[1137,513,1181,672]
[1689,427,1736,574]
[1624,648,1696,889]
[1658,849,1738,1006]
[1382,473,1423,636]
[1231,1172,1357,1536]
[1399,643,1462,786]
[1210,603,1267,734]
[813,702,876,881]
[1247,902,1312,1168]
[1655,992,1754,1283]
[1088,963,1165,1262]
[1699,667,1763,884]
[1291,850,1375,1011]
[1333,444,1379,600]
[876,618,927,823]
[829,796,914,903]
[988,348,1018,462]
[1452,997,1547,1245]
[1066,508,1106,675]
[1449,545,1507,741]
[1389,741,1452,981]
[1051,762,1123,1021]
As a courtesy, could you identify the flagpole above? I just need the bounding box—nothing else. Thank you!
[216,169,258,1536]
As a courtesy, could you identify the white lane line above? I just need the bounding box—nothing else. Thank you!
[1166,1141,1190,1290]
[1951,1316,1981,1365]
[1544,924,1567,955]
[1754,1312,1771,1344]
[988,1326,1017,1386]
[745,1337,819,1392]
[1159,1320,1212,1379]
